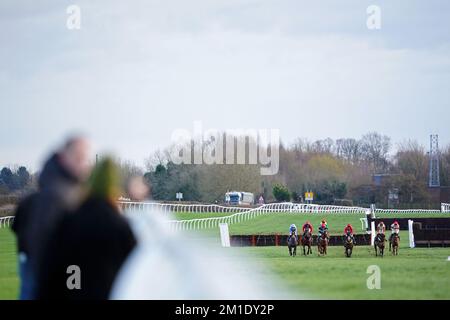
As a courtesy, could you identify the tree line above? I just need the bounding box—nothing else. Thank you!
[142,132,450,207]
[2,132,449,208]
[0,166,32,194]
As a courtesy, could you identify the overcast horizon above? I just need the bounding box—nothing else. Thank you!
[1,0,449,172]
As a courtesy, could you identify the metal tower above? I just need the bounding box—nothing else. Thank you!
[429,134,440,187]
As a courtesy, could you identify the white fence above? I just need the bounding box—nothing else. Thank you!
[119,202,367,232]
[118,201,250,215]
[1,202,450,230]
[0,216,14,228]
[374,208,442,215]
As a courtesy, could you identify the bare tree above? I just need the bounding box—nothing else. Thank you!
[360,132,391,172]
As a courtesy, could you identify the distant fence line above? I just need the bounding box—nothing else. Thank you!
[374,208,442,215]
[118,201,250,214]
[119,202,369,232]
[1,202,450,230]
[0,216,14,228]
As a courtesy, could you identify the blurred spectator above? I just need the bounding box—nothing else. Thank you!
[126,176,150,202]
[12,136,92,299]
[36,157,137,299]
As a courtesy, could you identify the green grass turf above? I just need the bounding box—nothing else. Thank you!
[227,239,450,299]
[174,212,450,235]
[174,212,368,235]
[2,212,450,300]
[0,228,18,300]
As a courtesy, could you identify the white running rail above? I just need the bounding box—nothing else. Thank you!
[2,202,449,230]
[118,201,250,215]
[119,201,367,231]
[0,216,14,228]
[442,203,450,213]
[374,208,442,215]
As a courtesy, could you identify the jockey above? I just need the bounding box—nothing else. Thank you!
[302,221,313,234]
[377,221,386,235]
[344,223,356,244]
[289,224,298,239]
[318,219,329,238]
[343,223,354,235]
[389,221,400,242]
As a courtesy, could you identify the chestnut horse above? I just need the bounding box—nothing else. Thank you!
[301,228,313,255]
[390,233,400,256]
[317,231,329,256]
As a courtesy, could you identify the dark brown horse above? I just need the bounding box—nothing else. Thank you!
[374,233,386,257]
[390,233,400,256]
[287,234,298,257]
[301,228,313,255]
[317,231,329,256]
[344,232,354,258]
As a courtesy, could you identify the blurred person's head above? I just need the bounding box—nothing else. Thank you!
[126,176,150,201]
[88,157,122,205]
[59,136,92,182]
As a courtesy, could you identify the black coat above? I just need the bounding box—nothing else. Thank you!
[36,197,137,300]
[11,192,39,253]
[12,153,82,272]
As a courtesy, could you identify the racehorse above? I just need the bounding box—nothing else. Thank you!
[344,232,354,258]
[301,227,313,255]
[374,233,386,257]
[390,233,400,256]
[287,234,298,257]
[317,231,329,256]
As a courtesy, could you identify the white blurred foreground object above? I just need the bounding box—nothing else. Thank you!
[370,221,375,246]
[408,219,415,248]
[219,223,230,247]
[110,208,295,300]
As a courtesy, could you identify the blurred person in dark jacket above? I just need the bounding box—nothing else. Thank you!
[12,136,92,299]
[36,157,137,300]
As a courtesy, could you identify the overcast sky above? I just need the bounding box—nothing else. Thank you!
[1,0,449,171]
